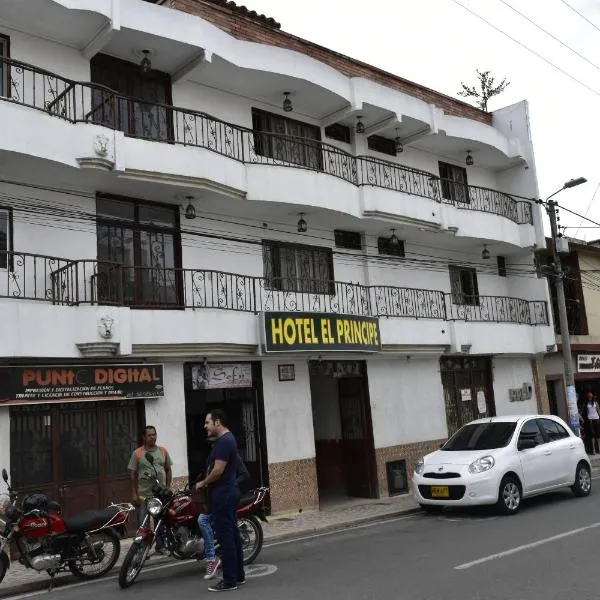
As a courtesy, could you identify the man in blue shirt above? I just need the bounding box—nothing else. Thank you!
[195,409,245,592]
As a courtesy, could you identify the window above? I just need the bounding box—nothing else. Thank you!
[367,135,396,157]
[439,161,469,203]
[0,207,12,270]
[441,422,516,451]
[518,419,545,446]
[0,34,9,98]
[262,240,334,295]
[539,418,570,442]
[334,230,362,250]
[449,265,479,305]
[90,54,173,141]
[252,108,323,170]
[325,123,351,144]
[497,256,507,277]
[96,194,181,306]
[378,236,405,257]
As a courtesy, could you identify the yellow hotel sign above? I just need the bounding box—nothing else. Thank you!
[263,312,381,352]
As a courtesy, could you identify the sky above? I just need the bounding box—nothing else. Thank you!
[243,0,600,242]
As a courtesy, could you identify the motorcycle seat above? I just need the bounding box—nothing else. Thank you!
[64,506,120,533]
[238,491,257,507]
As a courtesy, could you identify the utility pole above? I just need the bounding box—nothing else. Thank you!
[545,177,587,435]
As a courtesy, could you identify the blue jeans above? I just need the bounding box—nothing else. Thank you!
[198,513,216,560]
[210,486,244,586]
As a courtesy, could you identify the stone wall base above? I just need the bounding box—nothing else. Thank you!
[268,458,319,514]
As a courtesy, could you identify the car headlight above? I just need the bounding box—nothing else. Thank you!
[414,458,425,475]
[468,455,495,474]
[147,497,163,516]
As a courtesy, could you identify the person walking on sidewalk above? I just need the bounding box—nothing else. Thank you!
[586,393,600,455]
[195,410,245,592]
[128,425,173,554]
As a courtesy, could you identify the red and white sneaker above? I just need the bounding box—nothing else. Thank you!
[204,558,222,580]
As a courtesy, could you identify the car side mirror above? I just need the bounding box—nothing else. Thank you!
[518,438,537,451]
[145,453,154,464]
[1,468,7,483]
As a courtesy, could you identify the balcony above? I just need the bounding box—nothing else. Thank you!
[0,251,549,327]
[0,56,533,226]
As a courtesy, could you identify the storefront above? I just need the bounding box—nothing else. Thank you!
[0,362,163,518]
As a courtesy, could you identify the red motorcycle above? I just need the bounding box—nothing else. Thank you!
[0,468,134,590]
[118,453,269,588]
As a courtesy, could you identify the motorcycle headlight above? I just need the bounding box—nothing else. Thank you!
[468,455,495,474]
[147,498,163,517]
[414,458,425,475]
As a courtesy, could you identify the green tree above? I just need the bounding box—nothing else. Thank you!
[458,69,510,111]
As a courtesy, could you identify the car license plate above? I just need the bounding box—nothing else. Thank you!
[431,486,449,498]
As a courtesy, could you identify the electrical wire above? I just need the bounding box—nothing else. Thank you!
[573,183,600,237]
[447,0,600,98]
[558,0,600,35]
[497,0,600,74]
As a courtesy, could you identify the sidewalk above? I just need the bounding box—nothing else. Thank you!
[0,493,418,598]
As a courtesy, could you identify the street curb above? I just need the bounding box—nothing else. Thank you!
[0,506,419,599]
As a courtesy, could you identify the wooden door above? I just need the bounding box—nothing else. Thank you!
[337,377,377,498]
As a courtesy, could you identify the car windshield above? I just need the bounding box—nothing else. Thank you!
[441,422,517,451]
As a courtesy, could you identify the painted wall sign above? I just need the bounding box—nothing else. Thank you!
[0,364,164,405]
[263,312,381,353]
[577,354,600,373]
[191,363,253,390]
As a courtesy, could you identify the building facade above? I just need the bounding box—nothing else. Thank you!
[0,0,554,514]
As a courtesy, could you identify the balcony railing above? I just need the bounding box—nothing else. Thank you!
[0,251,549,326]
[0,56,533,225]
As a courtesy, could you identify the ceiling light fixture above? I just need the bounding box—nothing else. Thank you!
[184,196,196,220]
[466,150,474,166]
[297,213,307,233]
[283,92,293,112]
[140,49,152,73]
[356,116,365,134]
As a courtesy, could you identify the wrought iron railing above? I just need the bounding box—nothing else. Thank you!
[445,294,550,325]
[0,56,533,224]
[0,251,549,325]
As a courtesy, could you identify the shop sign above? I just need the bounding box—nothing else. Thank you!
[0,364,164,405]
[263,312,381,353]
[577,354,600,373]
[191,363,253,390]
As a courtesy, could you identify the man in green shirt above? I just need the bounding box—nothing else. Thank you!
[128,425,173,554]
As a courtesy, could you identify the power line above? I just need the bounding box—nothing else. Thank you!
[447,0,600,98]
[573,182,600,237]
[558,0,600,35]
[497,0,600,74]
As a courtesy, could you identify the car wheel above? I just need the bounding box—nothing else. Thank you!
[496,475,522,515]
[420,504,443,514]
[571,462,592,497]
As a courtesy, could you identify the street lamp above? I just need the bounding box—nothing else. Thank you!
[545,176,587,434]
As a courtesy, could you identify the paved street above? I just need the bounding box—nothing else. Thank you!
[5,487,600,600]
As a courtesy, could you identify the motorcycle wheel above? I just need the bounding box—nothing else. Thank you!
[118,540,151,589]
[68,530,120,580]
[238,515,263,565]
[0,551,8,584]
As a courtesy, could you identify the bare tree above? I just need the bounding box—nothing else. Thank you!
[458,69,510,111]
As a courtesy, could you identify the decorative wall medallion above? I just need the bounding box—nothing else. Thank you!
[98,315,115,339]
[94,134,110,157]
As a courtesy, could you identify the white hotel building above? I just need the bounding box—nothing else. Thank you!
[0,0,554,514]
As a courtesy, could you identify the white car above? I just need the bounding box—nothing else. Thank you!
[412,415,591,515]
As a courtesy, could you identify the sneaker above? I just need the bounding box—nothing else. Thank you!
[204,558,222,580]
[208,580,237,592]
[154,548,167,556]
[237,579,246,586]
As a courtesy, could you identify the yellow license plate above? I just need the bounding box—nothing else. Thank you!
[431,486,449,498]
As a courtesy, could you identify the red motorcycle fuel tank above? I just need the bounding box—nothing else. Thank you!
[19,512,66,538]
[166,495,197,527]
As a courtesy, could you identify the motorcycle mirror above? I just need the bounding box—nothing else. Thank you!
[1,468,8,483]
[145,453,154,465]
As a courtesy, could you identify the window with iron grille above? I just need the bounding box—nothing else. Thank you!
[334,230,362,250]
[378,236,405,257]
[325,123,351,144]
[0,206,12,270]
[262,240,334,295]
[497,256,507,277]
[367,135,396,157]
[0,34,9,98]
[252,108,323,170]
[439,161,469,204]
[449,265,479,305]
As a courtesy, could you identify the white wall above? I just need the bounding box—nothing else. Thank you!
[144,362,188,479]
[261,360,315,463]
[0,408,9,480]
[492,357,538,415]
[367,357,448,448]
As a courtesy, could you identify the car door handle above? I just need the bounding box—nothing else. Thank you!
[544,450,552,455]
[569,444,576,449]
